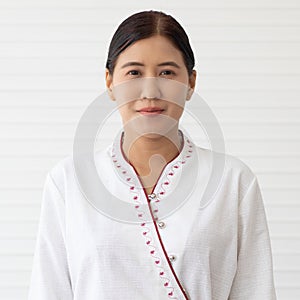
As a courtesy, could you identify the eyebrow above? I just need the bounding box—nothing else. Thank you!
[120,61,181,69]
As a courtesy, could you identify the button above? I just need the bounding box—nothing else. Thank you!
[148,193,156,201]
[158,221,166,229]
[168,254,176,262]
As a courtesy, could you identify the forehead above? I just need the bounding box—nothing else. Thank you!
[114,35,184,66]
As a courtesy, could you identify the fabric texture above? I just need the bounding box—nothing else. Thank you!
[28,131,277,300]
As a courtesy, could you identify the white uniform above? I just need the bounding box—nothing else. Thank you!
[28,130,277,300]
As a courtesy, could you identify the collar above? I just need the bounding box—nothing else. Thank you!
[110,129,196,206]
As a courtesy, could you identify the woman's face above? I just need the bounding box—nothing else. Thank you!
[105,35,196,133]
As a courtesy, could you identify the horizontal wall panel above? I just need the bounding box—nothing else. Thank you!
[0,270,31,287]
[1,106,300,124]
[1,155,300,173]
[2,57,300,75]
[1,74,300,90]
[0,200,298,222]
[269,222,300,238]
[261,189,300,205]
[264,205,300,222]
[0,287,28,300]
[1,42,300,59]
[0,186,297,206]
[0,223,38,239]
[1,8,300,26]
[0,255,33,271]
[1,0,300,9]
[1,122,300,141]
[271,238,300,254]
[276,289,300,300]
[0,204,41,222]
[1,90,300,108]
[0,239,35,255]
[0,139,299,157]
[1,24,300,42]
[0,190,42,205]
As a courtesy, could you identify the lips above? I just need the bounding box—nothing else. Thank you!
[137,107,165,115]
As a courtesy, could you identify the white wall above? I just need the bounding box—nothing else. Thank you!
[0,0,299,299]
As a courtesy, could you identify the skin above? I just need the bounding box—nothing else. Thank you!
[105,34,197,194]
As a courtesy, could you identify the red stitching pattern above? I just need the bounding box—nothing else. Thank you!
[110,133,194,299]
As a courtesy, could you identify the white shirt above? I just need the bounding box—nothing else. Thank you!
[28,130,277,300]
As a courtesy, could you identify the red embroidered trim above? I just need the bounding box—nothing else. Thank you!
[111,149,178,298]
[111,132,193,300]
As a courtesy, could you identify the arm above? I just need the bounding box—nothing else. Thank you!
[28,172,73,299]
[229,176,277,300]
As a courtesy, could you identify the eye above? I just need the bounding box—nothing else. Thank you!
[127,70,140,76]
[160,70,176,76]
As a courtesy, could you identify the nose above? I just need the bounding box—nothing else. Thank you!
[140,77,161,100]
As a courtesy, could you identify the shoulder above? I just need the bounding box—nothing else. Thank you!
[49,154,74,180]
[194,145,258,200]
[45,154,75,198]
[196,145,256,179]
[46,145,113,197]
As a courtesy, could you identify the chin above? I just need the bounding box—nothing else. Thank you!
[140,133,165,140]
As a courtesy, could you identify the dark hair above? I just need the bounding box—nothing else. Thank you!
[105,10,195,76]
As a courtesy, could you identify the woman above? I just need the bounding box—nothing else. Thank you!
[28,10,277,300]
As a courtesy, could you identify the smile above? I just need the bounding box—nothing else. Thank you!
[137,107,165,115]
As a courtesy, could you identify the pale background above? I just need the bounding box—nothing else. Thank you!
[0,0,300,299]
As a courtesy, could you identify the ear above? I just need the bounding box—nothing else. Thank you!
[105,68,115,101]
[186,69,197,101]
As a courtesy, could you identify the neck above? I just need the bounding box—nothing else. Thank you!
[122,128,182,178]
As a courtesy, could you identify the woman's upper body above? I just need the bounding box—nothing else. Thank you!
[28,10,277,300]
[28,129,277,300]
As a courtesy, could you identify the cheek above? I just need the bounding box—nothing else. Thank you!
[117,102,134,122]
[168,103,184,120]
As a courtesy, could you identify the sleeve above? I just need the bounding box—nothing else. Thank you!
[228,176,277,300]
[28,172,73,299]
